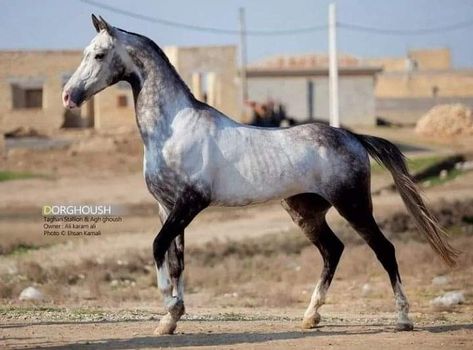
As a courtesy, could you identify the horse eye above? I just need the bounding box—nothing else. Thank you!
[95,53,105,60]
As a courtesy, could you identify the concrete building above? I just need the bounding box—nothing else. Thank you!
[246,53,382,126]
[0,45,239,135]
[365,48,473,123]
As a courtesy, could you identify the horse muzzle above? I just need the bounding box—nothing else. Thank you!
[62,88,85,109]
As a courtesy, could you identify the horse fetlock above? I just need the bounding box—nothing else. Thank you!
[166,297,185,319]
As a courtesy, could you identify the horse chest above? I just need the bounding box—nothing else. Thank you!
[143,153,187,208]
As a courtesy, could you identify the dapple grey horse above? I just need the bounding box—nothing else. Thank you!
[63,15,458,335]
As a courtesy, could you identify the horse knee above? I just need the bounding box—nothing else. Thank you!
[168,298,185,318]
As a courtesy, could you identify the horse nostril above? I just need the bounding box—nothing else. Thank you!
[62,90,78,108]
[62,91,72,108]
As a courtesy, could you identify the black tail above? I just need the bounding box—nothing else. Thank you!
[352,133,459,267]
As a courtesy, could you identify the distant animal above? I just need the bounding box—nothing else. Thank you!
[63,15,458,335]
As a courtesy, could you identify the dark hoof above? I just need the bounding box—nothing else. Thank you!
[396,322,414,331]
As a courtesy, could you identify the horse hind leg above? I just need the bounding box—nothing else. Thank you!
[333,192,414,331]
[301,221,344,329]
[282,193,344,329]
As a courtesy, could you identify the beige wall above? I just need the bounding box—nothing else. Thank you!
[166,45,240,120]
[365,47,472,99]
[0,51,83,133]
[365,57,408,73]
[94,84,135,129]
[0,51,138,133]
[367,48,473,122]
[375,70,473,98]
[0,46,240,133]
[365,48,451,73]
[408,48,451,71]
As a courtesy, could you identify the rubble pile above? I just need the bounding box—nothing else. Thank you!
[415,104,473,137]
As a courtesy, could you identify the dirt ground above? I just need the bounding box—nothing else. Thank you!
[1,127,472,349]
[2,311,472,350]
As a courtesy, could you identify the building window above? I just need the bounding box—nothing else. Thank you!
[25,89,43,108]
[117,95,128,108]
[11,84,43,109]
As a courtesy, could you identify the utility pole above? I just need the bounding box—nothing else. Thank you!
[239,7,248,107]
[328,2,340,127]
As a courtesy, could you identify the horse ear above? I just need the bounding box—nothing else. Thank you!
[91,14,101,33]
[98,16,114,36]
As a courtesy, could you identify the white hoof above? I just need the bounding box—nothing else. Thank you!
[155,314,177,335]
[302,311,321,329]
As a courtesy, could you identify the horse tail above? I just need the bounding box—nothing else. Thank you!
[352,132,459,267]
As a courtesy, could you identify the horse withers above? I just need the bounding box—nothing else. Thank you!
[63,15,458,335]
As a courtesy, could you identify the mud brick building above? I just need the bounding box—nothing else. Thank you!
[0,46,239,135]
[246,53,382,126]
[365,48,473,123]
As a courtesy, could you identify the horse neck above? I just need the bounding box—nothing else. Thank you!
[125,42,195,144]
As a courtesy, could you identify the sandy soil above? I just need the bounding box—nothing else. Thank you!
[1,201,472,349]
[2,312,472,350]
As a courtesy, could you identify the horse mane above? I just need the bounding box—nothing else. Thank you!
[116,28,194,98]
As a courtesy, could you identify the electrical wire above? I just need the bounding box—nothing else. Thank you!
[79,0,326,36]
[80,0,473,37]
[338,19,473,35]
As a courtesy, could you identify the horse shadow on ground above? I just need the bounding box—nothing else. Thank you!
[5,322,473,349]
[420,323,473,333]
[15,327,384,350]
[14,323,473,350]
[1,319,147,329]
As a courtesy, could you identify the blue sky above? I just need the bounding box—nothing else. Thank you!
[1,0,473,67]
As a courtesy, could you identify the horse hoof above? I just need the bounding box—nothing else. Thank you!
[155,314,177,335]
[396,321,414,331]
[301,312,321,329]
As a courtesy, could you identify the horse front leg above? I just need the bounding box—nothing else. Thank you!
[153,190,209,335]
[155,231,185,335]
